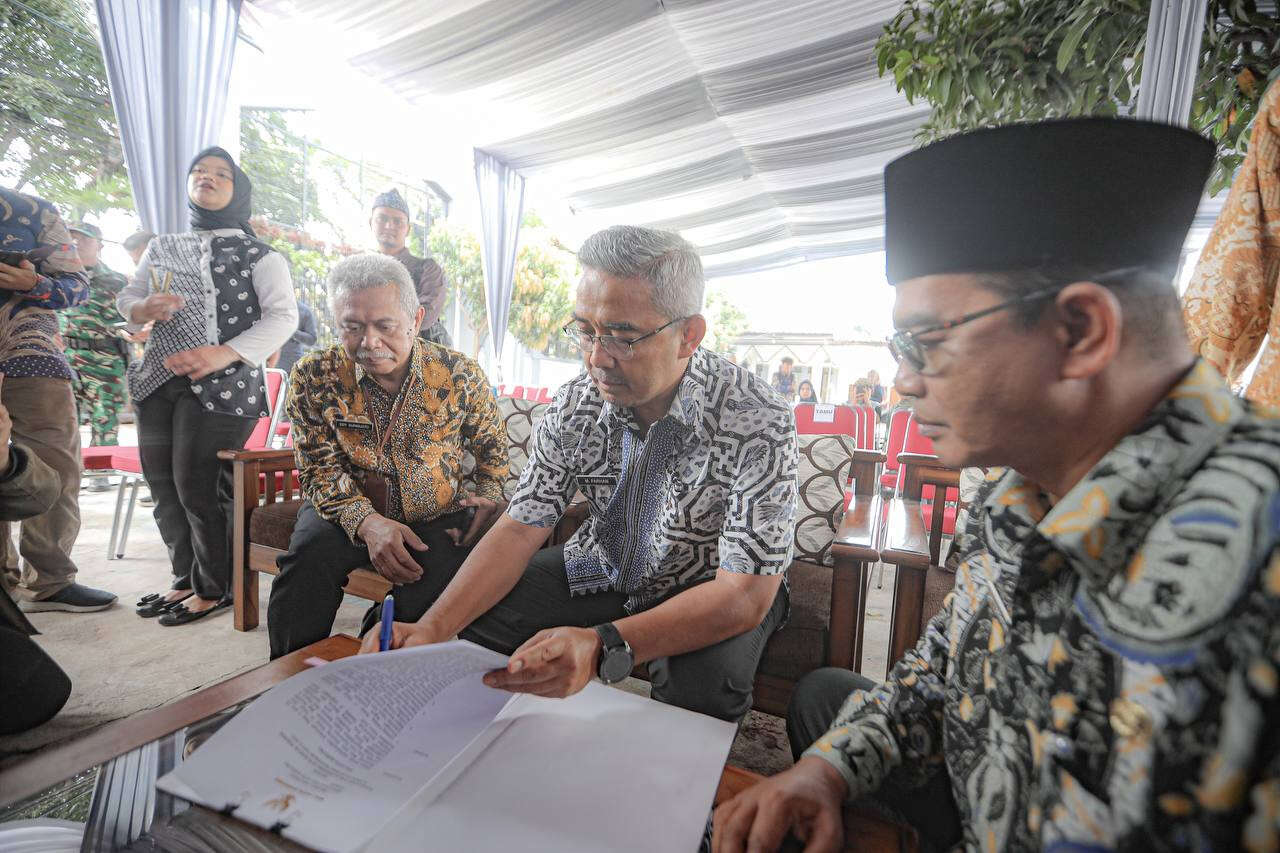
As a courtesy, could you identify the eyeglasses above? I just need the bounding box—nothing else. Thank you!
[562,317,686,361]
[888,285,1061,374]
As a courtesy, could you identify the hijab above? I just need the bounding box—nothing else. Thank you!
[187,146,255,236]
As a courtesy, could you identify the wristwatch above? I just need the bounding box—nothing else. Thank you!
[593,622,633,684]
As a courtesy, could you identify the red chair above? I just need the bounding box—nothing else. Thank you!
[107,368,290,559]
[850,405,877,449]
[511,385,526,400]
[535,386,552,403]
[794,403,859,437]
[880,409,934,493]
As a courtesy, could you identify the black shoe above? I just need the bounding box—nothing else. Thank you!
[137,592,193,618]
[20,583,118,613]
[158,597,231,626]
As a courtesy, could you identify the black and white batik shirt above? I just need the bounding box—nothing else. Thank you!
[508,347,799,613]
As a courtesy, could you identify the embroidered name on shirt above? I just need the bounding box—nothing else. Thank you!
[335,419,374,432]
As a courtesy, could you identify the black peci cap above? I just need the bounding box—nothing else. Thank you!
[883,117,1214,285]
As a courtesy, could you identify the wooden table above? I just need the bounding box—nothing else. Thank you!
[2,635,917,852]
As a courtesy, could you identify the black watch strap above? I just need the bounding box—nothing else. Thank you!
[594,621,624,652]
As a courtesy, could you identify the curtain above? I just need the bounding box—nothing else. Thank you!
[474,149,526,363]
[94,0,243,234]
[1134,0,1207,126]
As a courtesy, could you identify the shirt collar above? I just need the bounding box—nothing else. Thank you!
[982,359,1242,590]
[597,348,709,440]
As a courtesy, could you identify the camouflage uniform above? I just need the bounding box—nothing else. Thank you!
[60,262,129,445]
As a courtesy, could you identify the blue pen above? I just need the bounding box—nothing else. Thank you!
[378,594,395,652]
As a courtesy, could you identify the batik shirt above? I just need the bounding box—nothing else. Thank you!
[287,339,508,543]
[0,187,89,381]
[507,348,798,612]
[806,360,1280,851]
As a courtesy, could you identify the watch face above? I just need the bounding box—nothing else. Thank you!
[599,647,632,683]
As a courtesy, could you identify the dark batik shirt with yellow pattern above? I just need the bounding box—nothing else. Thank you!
[806,360,1280,851]
[286,339,508,543]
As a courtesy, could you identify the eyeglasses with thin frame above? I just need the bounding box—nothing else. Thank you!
[887,267,1142,374]
[562,316,686,361]
[888,285,1062,374]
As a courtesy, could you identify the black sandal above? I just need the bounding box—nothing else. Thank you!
[137,592,193,618]
[158,597,231,626]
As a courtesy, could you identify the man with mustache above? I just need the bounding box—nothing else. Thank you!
[713,119,1280,851]
[267,253,508,658]
[362,225,798,725]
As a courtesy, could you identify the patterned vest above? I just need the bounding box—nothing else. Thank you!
[128,232,273,418]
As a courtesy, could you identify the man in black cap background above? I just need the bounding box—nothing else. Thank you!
[61,222,130,455]
[714,118,1280,851]
[370,188,453,348]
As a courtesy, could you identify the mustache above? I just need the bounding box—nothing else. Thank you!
[591,370,626,385]
[356,348,395,360]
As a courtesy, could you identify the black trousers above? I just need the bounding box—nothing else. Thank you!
[787,668,962,853]
[136,376,257,600]
[269,518,785,723]
[268,502,475,659]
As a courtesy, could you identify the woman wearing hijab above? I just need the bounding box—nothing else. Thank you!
[118,148,297,626]
[796,379,819,404]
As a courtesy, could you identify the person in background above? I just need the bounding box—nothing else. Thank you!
[865,369,886,407]
[118,147,296,626]
[0,187,115,614]
[796,378,819,404]
[369,189,452,348]
[771,356,798,401]
[275,295,317,375]
[846,379,872,409]
[62,222,130,457]
[122,230,155,268]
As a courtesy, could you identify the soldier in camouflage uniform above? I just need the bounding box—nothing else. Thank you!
[61,223,129,449]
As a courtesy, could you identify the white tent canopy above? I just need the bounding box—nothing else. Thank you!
[255,0,928,278]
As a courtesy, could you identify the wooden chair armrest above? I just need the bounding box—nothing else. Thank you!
[217,448,297,464]
[893,452,942,468]
[832,493,880,562]
[879,498,931,569]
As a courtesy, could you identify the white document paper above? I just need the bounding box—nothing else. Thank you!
[813,403,836,423]
[157,641,512,853]
[157,641,736,853]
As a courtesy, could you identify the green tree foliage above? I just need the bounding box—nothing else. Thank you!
[0,0,132,216]
[429,219,578,360]
[702,287,747,354]
[876,0,1280,194]
[239,108,330,230]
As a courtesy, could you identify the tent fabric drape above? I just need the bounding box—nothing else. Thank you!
[257,0,926,277]
[94,0,243,234]
[1134,0,1207,126]
[474,149,526,362]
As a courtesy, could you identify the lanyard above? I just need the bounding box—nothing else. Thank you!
[371,373,416,468]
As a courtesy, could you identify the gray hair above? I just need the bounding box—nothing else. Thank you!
[577,225,704,319]
[328,253,418,321]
